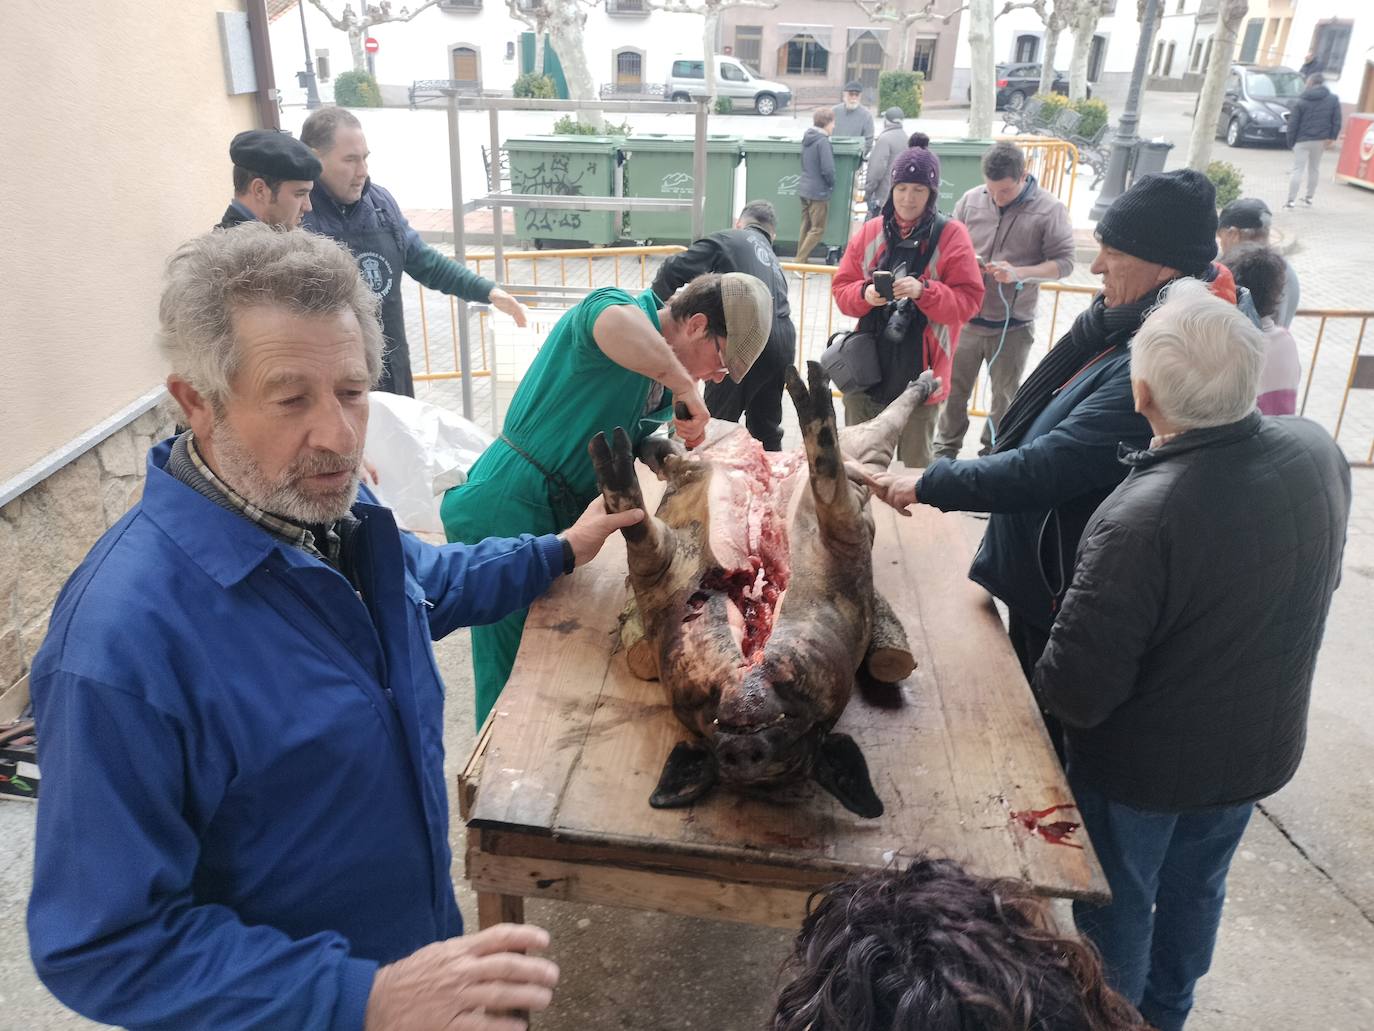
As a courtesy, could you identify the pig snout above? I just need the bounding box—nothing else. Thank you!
[714,724,805,784]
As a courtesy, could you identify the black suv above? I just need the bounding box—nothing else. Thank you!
[968,64,1081,110]
[1213,64,1304,147]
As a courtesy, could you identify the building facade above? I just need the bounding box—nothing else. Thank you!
[270,0,706,106]
[716,0,964,107]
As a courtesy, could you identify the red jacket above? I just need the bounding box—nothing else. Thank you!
[832,214,985,404]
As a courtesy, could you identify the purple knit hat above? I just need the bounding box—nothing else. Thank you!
[890,132,941,195]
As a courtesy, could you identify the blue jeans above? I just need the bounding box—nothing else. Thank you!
[1070,767,1253,1031]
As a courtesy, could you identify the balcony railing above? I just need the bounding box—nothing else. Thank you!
[607,0,651,15]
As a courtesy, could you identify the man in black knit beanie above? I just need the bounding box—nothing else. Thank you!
[860,168,1229,744]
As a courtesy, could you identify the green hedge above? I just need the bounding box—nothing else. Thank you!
[1073,98,1109,139]
[334,70,382,108]
[714,96,734,115]
[1031,93,1109,138]
[879,70,924,118]
[513,72,556,99]
[552,114,633,136]
[1206,160,1244,209]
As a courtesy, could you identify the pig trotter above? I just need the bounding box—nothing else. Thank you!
[636,435,687,479]
[650,741,720,808]
[590,428,649,542]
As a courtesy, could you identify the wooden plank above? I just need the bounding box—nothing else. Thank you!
[474,829,850,892]
[895,504,1110,901]
[458,713,494,822]
[476,891,525,929]
[467,851,812,930]
[466,544,628,832]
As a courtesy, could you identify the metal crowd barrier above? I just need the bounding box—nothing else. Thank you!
[412,246,1372,465]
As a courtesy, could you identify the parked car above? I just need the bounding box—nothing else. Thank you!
[968,64,1087,111]
[1212,63,1304,147]
[666,56,791,115]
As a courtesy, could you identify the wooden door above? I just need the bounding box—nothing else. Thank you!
[452,47,479,83]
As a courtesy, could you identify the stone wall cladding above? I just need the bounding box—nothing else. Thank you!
[0,404,178,693]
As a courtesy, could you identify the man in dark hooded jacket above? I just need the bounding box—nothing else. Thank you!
[1286,72,1343,208]
[796,108,836,263]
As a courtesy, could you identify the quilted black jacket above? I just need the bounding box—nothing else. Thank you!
[1033,413,1351,811]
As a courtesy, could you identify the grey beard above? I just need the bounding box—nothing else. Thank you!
[213,419,361,524]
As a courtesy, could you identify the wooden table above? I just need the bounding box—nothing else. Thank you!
[459,486,1109,932]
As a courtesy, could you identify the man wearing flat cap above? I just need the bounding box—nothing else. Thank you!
[217,130,321,231]
[833,80,875,158]
[1217,197,1300,328]
[862,169,1247,750]
[440,271,773,727]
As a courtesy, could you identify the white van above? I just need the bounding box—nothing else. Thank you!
[666,56,792,115]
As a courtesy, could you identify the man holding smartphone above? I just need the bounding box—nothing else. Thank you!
[933,142,1074,459]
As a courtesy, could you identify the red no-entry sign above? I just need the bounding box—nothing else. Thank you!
[364,37,379,53]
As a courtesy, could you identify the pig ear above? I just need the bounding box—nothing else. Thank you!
[814,733,884,819]
[649,741,719,809]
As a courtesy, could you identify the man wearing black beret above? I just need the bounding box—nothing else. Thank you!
[217,130,323,231]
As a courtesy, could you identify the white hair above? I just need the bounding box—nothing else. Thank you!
[1130,277,1266,430]
[158,222,383,403]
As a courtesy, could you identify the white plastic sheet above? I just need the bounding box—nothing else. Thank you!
[363,392,493,534]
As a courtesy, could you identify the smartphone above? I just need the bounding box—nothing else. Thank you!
[872,269,895,301]
[976,255,988,268]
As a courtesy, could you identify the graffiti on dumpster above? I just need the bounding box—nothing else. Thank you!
[660,172,695,195]
[513,154,598,233]
[524,210,584,233]
[513,153,596,196]
[777,173,801,196]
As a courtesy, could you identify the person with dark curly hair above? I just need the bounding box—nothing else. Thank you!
[770,858,1147,1031]
[1221,244,1301,415]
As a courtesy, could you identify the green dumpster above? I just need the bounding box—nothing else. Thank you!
[743,136,864,258]
[504,135,622,247]
[928,138,995,213]
[621,135,743,243]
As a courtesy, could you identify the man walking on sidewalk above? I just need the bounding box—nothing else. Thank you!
[1286,73,1342,208]
[796,108,836,264]
[934,142,1075,459]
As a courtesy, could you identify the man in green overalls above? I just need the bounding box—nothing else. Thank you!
[442,272,774,725]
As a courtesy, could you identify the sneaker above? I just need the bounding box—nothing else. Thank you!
[1302,197,1314,206]
[1283,201,1296,209]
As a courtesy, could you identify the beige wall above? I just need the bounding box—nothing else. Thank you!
[0,0,258,486]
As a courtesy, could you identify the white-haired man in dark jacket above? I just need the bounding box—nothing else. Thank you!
[1033,278,1351,1031]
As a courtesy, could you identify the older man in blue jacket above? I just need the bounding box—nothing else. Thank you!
[27,224,639,1031]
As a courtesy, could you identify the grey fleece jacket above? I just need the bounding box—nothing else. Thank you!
[952,176,1075,325]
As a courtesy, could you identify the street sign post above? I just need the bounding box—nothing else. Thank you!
[364,37,379,54]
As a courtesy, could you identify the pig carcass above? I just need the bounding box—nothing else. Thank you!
[588,363,937,818]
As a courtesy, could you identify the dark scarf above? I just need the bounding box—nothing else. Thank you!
[992,286,1164,454]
